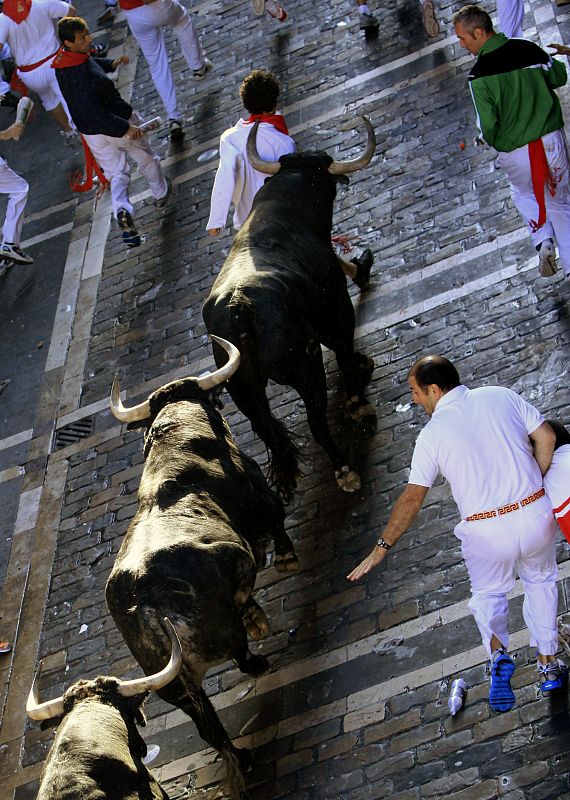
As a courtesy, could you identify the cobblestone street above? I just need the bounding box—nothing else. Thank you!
[1,0,570,798]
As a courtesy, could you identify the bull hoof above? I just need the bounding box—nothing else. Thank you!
[238,651,269,676]
[335,465,361,492]
[345,396,376,420]
[242,601,270,640]
[274,552,300,572]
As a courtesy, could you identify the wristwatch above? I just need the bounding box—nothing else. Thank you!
[375,537,392,551]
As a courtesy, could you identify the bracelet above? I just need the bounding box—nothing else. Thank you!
[375,537,392,551]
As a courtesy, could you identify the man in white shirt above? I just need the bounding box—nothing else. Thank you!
[348,355,567,710]
[0,0,75,135]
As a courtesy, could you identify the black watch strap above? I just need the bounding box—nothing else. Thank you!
[376,537,392,550]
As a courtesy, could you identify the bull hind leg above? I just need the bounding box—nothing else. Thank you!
[227,377,301,502]
[164,678,250,799]
[291,344,361,493]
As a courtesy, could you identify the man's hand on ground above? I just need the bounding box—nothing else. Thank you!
[347,546,387,581]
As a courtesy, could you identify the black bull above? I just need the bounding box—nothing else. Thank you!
[202,118,377,501]
[105,346,299,800]
[27,622,182,800]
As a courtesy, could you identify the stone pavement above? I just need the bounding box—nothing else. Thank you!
[1,0,570,798]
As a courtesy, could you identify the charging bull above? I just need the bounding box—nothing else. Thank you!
[27,619,181,800]
[202,117,376,502]
[105,337,299,800]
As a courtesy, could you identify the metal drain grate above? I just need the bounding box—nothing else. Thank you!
[53,417,94,451]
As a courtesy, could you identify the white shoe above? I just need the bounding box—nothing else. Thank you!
[538,238,558,277]
[251,0,265,14]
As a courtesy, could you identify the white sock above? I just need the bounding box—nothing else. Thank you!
[358,4,371,14]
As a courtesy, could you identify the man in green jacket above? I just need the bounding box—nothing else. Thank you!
[454,5,569,279]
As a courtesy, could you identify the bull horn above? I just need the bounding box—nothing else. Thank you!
[246,122,281,175]
[26,662,65,721]
[196,335,241,391]
[328,116,376,175]
[117,618,182,697]
[110,374,151,423]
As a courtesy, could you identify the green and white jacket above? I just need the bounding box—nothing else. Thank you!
[468,33,567,153]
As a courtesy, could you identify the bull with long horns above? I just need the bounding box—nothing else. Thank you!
[105,337,298,800]
[28,619,181,800]
[203,117,377,501]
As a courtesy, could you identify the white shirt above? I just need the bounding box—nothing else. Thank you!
[0,0,69,66]
[544,444,570,537]
[206,117,295,231]
[408,385,544,519]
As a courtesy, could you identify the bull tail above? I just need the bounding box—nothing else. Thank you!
[176,674,249,799]
[227,290,302,502]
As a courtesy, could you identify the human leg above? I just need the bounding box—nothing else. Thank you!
[166,0,205,71]
[517,500,559,658]
[83,133,133,218]
[126,6,179,121]
[496,0,524,38]
[19,63,74,132]
[498,144,559,275]
[458,520,519,711]
[120,132,168,202]
[543,129,570,277]
[0,163,29,247]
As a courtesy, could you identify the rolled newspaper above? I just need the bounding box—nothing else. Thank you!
[15,96,34,127]
[139,116,162,133]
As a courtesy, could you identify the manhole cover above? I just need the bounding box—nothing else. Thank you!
[53,417,94,451]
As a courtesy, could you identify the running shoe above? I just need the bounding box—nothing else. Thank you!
[489,650,516,712]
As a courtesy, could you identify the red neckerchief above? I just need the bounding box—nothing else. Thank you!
[70,135,110,197]
[245,113,289,136]
[3,0,32,23]
[51,48,90,69]
[119,0,145,9]
[528,138,557,232]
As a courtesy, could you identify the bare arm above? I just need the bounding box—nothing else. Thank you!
[65,4,77,16]
[530,421,556,476]
[347,483,429,581]
[0,123,24,141]
[549,43,570,57]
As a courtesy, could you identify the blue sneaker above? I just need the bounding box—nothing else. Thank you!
[538,660,568,693]
[489,650,516,712]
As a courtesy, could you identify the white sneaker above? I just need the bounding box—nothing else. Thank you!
[0,242,33,264]
[538,238,558,277]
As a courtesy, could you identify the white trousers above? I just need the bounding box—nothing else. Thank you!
[497,0,524,38]
[125,0,204,121]
[0,159,28,245]
[498,129,570,276]
[83,124,167,220]
[455,495,559,657]
[17,59,66,113]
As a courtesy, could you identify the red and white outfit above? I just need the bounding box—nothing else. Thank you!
[206,115,295,231]
[0,156,28,245]
[0,0,70,113]
[497,130,570,276]
[120,0,205,122]
[409,385,559,658]
[544,444,570,543]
